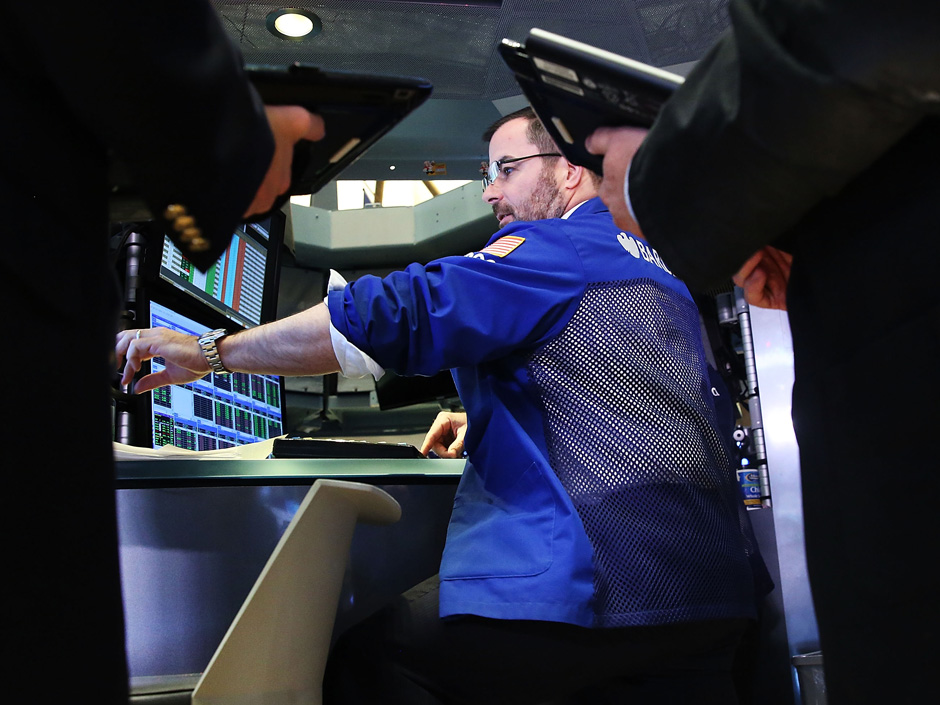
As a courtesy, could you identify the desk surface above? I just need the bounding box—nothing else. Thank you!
[115,457,467,487]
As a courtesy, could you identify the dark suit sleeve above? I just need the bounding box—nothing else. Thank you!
[8,0,274,269]
[629,0,940,290]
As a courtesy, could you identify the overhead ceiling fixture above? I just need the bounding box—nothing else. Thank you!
[266,8,322,40]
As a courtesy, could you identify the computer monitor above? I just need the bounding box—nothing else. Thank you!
[140,299,285,450]
[115,212,287,449]
[156,218,281,329]
[373,369,460,411]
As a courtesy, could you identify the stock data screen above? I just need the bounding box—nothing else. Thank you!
[160,225,267,329]
[147,301,284,450]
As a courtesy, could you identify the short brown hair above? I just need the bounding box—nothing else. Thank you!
[482,107,558,154]
[483,107,601,187]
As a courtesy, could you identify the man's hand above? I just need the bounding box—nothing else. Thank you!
[244,106,326,218]
[420,411,468,458]
[116,327,210,393]
[732,246,792,311]
[585,126,648,234]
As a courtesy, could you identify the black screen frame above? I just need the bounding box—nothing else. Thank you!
[138,210,286,329]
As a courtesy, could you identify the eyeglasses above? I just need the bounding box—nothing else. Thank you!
[481,152,562,190]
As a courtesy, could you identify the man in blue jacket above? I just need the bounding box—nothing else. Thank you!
[118,107,765,703]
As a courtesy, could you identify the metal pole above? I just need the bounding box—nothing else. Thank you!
[735,286,773,508]
[116,229,146,444]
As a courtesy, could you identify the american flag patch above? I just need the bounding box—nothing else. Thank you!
[481,235,525,258]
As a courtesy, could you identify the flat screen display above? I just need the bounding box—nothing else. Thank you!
[146,300,284,450]
[158,222,271,329]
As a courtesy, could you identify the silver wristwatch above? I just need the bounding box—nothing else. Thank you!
[198,328,230,375]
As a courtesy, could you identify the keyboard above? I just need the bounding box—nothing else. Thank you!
[271,437,425,459]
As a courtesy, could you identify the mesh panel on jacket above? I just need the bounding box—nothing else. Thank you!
[527,279,755,627]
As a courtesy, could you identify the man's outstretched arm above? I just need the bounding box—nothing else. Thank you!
[116,303,340,393]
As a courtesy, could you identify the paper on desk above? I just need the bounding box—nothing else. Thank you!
[113,436,283,461]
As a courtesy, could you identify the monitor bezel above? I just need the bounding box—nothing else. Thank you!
[137,210,286,330]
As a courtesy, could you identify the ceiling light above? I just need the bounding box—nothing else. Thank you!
[275,14,312,37]
[266,9,322,40]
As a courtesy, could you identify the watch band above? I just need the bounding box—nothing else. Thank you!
[198,328,230,375]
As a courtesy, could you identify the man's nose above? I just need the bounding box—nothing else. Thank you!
[482,180,501,204]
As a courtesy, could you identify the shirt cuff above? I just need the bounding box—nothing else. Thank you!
[324,270,385,381]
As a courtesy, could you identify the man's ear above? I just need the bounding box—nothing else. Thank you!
[563,161,585,189]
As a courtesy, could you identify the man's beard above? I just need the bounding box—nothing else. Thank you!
[493,167,567,226]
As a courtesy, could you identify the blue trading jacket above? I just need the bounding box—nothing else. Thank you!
[328,198,761,627]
